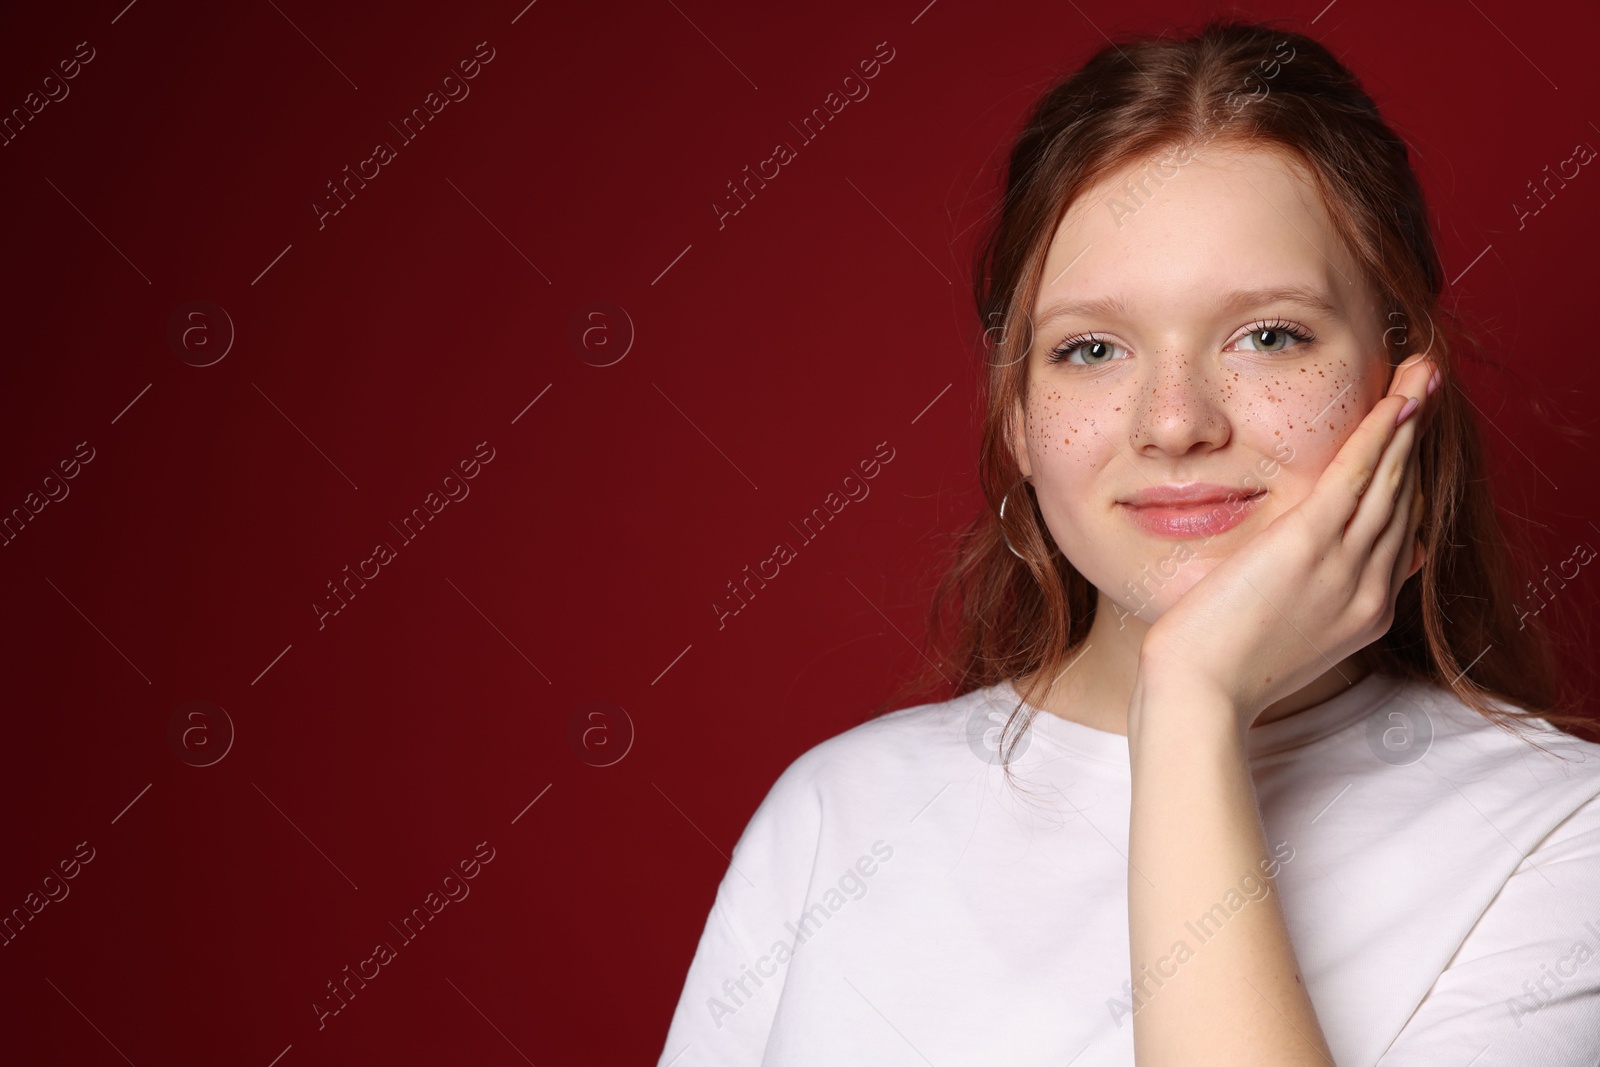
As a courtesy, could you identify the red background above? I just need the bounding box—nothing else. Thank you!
[2,0,1596,1063]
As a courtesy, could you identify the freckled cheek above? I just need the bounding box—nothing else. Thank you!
[1024,387,1127,458]
[1220,360,1362,442]
[1024,391,1075,454]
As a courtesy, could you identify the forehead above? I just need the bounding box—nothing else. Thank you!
[1033,142,1369,320]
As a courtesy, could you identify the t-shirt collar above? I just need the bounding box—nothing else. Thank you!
[993,669,1407,767]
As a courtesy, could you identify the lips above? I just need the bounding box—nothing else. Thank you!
[1118,487,1266,539]
[1121,483,1263,508]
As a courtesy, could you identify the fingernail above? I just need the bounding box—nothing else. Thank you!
[1426,368,1440,397]
[1395,395,1419,426]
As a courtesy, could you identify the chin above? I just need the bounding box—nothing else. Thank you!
[1097,557,1214,627]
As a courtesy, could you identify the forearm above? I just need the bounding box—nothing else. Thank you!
[1125,665,1332,1065]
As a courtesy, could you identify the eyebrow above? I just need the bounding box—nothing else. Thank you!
[1034,284,1343,328]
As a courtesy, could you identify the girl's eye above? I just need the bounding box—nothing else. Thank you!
[1044,321,1315,365]
[1046,335,1126,366]
[1231,321,1315,353]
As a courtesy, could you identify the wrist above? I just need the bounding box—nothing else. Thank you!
[1135,638,1256,711]
[1128,657,1247,749]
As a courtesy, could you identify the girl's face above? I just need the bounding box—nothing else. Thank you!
[1011,142,1392,625]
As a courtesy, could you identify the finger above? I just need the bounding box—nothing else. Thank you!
[1351,434,1417,609]
[1298,355,1432,545]
[1342,353,1434,549]
[1378,448,1423,597]
[1395,457,1426,588]
[1384,351,1432,398]
[1343,380,1425,556]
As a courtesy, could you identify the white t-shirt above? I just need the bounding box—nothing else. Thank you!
[656,670,1600,1066]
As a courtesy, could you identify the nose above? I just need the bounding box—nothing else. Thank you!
[1128,350,1231,458]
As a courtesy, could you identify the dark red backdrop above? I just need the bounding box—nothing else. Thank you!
[3,0,1596,1063]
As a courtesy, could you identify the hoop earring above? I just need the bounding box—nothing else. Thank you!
[998,475,1033,562]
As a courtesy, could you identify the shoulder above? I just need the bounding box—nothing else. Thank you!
[734,684,1003,840]
[1394,675,1600,775]
[708,684,1002,933]
[1264,674,1600,868]
[765,683,1000,792]
[1375,675,1600,840]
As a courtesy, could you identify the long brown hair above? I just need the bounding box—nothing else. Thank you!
[874,19,1596,765]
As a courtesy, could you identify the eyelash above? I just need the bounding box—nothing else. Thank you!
[1044,319,1318,365]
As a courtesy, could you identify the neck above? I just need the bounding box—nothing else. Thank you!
[1011,596,1372,736]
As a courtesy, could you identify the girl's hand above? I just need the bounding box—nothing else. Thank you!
[1137,353,1439,730]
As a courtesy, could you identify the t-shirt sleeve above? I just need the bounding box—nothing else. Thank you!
[655,749,826,1067]
[1376,792,1600,1064]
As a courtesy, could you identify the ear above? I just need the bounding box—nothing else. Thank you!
[1008,393,1032,479]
